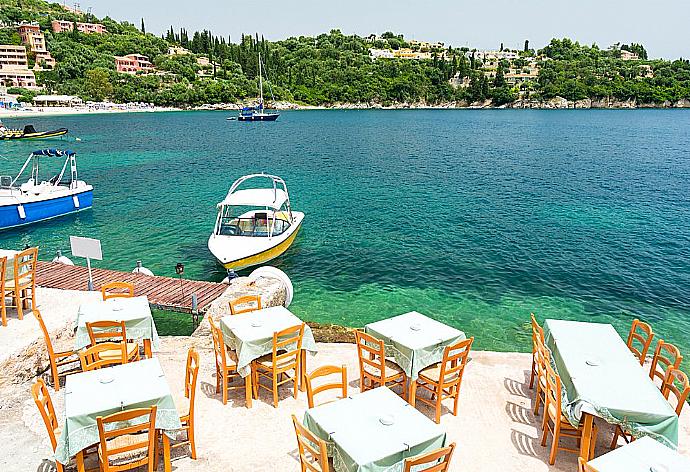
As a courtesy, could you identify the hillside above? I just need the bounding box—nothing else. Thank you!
[1,0,690,107]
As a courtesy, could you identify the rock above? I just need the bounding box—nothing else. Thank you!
[674,98,690,108]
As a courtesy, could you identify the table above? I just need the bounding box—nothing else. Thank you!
[543,319,679,461]
[0,249,18,281]
[219,305,318,380]
[588,436,690,471]
[75,296,160,357]
[303,387,447,472]
[54,358,182,471]
[365,312,465,405]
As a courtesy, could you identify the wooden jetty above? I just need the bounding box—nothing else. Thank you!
[35,261,227,313]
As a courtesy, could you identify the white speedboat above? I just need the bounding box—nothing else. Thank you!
[208,174,304,271]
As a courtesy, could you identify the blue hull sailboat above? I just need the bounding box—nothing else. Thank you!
[0,149,93,230]
[237,52,280,122]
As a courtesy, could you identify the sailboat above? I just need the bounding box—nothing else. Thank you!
[237,52,280,121]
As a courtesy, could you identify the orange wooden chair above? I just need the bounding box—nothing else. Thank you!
[529,313,544,390]
[578,457,599,472]
[533,334,550,415]
[169,348,200,459]
[209,317,252,407]
[101,281,135,301]
[355,330,407,398]
[34,309,80,391]
[305,364,348,408]
[0,256,7,326]
[413,337,474,423]
[291,415,330,472]
[229,295,262,315]
[626,319,654,365]
[662,368,690,416]
[541,363,597,464]
[4,246,38,321]
[86,320,140,362]
[403,442,456,472]
[97,406,158,472]
[649,340,682,387]
[79,342,128,371]
[252,323,305,408]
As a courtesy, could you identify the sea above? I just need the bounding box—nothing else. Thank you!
[1,109,688,357]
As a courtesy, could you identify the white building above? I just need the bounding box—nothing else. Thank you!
[369,48,394,60]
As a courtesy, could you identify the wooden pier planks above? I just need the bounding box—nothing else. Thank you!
[35,261,227,313]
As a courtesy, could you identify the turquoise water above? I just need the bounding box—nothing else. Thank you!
[1,110,689,356]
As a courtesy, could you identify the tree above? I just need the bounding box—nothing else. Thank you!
[524,40,529,52]
[141,18,145,34]
[84,68,113,101]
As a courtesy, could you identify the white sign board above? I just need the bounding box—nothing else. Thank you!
[69,236,103,260]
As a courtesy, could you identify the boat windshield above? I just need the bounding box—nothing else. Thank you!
[218,214,289,237]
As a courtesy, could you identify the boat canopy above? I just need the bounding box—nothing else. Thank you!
[31,149,75,157]
[219,188,288,209]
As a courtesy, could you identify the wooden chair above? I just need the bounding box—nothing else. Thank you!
[403,442,456,472]
[413,337,474,423]
[305,364,348,408]
[86,320,140,362]
[252,323,305,408]
[32,378,65,472]
[79,342,128,371]
[170,348,200,459]
[97,406,157,472]
[4,246,38,321]
[578,457,599,472]
[533,334,550,416]
[34,309,80,391]
[649,340,682,388]
[661,368,690,416]
[355,330,407,398]
[101,281,135,301]
[209,317,252,407]
[0,256,6,326]
[529,313,544,389]
[291,415,330,472]
[626,319,654,365]
[541,363,597,464]
[229,295,262,315]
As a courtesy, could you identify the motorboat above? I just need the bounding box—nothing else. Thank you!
[0,149,93,230]
[236,53,280,122]
[0,124,68,140]
[208,174,304,271]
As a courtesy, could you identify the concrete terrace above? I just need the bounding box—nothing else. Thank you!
[0,288,689,471]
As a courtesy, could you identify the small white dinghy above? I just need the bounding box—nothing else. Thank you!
[208,174,304,271]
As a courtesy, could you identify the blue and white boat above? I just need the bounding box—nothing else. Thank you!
[0,149,93,230]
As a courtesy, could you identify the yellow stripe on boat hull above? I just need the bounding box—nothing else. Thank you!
[222,223,302,271]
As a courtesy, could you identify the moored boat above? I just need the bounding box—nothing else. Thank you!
[0,124,68,140]
[0,149,93,230]
[236,53,280,122]
[208,174,304,271]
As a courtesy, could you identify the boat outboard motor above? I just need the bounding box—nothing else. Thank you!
[23,125,37,134]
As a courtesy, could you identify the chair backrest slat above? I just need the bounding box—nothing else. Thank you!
[403,443,456,472]
[101,281,134,301]
[185,348,200,420]
[208,317,228,369]
[79,342,127,371]
[626,319,654,365]
[14,246,37,282]
[97,406,157,471]
[438,337,473,386]
[86,320,127,345]
[272,324,304,371]
[306,365,348,408]
[292,415,329,472]
[229,295,262,315]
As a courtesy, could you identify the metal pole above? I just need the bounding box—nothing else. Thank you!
[86,257,94,291]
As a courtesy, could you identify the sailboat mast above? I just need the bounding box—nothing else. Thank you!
[258,52,263,108]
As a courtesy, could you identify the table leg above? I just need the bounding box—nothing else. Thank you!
[409,380,418,406]
[245,372,253,408]
[144,339,152,358]
[579,413,594,461]
[299,350,307,392]
[76,450,85,472]
[163,433,172,472]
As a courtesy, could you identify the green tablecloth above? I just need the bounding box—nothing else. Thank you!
[589,436,690,471]
[365,312,466,380]
[304,387,447,472]
[54,358,182,464]
[220,306,318,377]
[543,319,678,448]
[74,296,160,351]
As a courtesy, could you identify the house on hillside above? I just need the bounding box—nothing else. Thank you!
[369,48,394,60]
[0,44,37,88]
[33,94,83,107]
[51,20,107,34]
[115,54,154,74]
[16,22,55,69]
[168,46,191,55]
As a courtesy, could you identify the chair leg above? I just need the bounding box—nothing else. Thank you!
[272,372,279,408]
[1,297,6,327]
[540,417,549,447]
[529,358,536,389]
[244,373,253,408]
[533,385,542,415]
[188,422,197,459]
[16,291,23,320]
[548,426,559,465]
[452,384,460,416]
[409,380,417,407]
[434,385,442,423]
[215,366,220,394]
[293,369,299,399]
[222,370,228,405]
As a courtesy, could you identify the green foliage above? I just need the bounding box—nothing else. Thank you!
[84,68,113,101]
